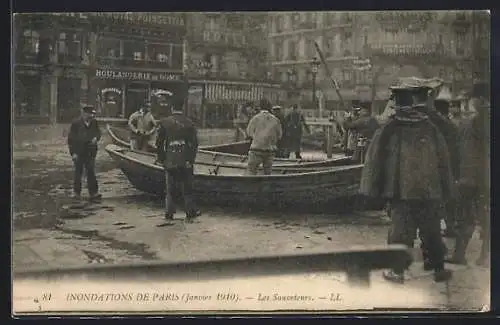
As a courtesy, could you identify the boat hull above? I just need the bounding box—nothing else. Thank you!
[106,144,363,212]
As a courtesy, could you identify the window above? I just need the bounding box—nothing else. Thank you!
[133,51,143,61]
[170,44,183,70]
[97,37,121,59]
[226,14,244,30]
[456,32,466,56]
[275,16,284,33]
[157,53,169,63]
[15,75,41,116]
[288,40,297,60]
[123,40,145,62]
[275,40,284,61]
[344,31,352,42]
[18,29,40,61]
[58,31,82,63]
[21,30,40,54]
[325,12,336,26]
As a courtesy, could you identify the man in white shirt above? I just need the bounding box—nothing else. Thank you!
[245,99,283,175]
[128,102,157,151]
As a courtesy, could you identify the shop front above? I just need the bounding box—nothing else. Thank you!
[187,80,285,128]
[93,68,185,119]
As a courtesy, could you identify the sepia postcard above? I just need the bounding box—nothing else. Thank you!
[12,10,491,316]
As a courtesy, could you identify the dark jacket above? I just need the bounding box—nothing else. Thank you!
[156,113,198,169]
[458,110,490,191]
[359,116,455,201]
[285,110,309,139]
[67,117,101,156]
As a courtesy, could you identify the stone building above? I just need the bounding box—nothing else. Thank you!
[13,13,187,124]
[267,11,490,115]
[184,12,283,127]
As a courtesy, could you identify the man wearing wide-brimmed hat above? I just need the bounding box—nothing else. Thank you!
[67,104,102,201]
[360,77,455,284]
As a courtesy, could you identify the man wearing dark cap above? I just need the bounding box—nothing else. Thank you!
[128,101,157,151]
[284,104,310,159]
[271,105,288,158]
[156,104,201,223]
[67,105,102,201]
[246,99,283,175]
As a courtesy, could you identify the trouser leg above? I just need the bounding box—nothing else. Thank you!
[387,200,416,274]
[262,152,274,175]
[73,156,84,195]
[164,168,177,217]
[247,151,262,175]
[180,167,198,218]
[83,150,99,196]
[416,201,447,272]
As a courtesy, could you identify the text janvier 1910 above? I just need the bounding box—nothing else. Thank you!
[66,292,343,303]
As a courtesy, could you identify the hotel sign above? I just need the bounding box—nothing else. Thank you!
[52,13,185,27]
[95,69,184,82]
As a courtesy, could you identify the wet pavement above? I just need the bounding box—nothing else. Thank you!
[12,128,490,311]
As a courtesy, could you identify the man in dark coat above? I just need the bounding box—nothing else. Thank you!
[447,83,490,266]
[156,105,200,223]
[343,106,379,162]
[284,104,310,159]
[359,77,454,283]
[271,105,289,158]
[67,105,102,201]
[433,98,460,238]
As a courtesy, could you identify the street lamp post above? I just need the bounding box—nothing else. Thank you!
[287,68,297,103]
[311,57,320,111]
[199,55,213,128]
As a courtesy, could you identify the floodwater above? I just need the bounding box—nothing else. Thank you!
[12,134,490,311]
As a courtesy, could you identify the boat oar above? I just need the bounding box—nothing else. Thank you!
[14,245,412,288]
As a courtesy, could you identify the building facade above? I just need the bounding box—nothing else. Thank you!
[13,13,187,124]
[267,11,490,115]
[185,12,285,127]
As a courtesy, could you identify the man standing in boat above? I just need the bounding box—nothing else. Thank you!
[359,77,455,284]
[67,105,102,201]
[156,103,201,223]
[128,101,157,151]
[246,99,283,175]
[284,104,310,159]
[271,105,289,158]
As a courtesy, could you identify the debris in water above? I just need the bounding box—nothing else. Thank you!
[156,222,176,228]
[327,236,332,241]
[119,225,135,230]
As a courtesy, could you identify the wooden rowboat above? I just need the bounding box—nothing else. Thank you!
[106,124,352,168]
[105,144,363,212]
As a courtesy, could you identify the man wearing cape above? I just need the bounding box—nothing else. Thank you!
[358,77,456,284]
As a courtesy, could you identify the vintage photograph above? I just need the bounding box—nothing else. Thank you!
[12,10,490,314]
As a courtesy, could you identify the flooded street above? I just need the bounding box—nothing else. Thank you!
[12,130,490,310]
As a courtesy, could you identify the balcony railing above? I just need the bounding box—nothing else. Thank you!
[368,43,447,57]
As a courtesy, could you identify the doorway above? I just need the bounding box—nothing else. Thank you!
[125,83,149,118]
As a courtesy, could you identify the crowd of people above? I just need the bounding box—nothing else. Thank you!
[66,78,489,284]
